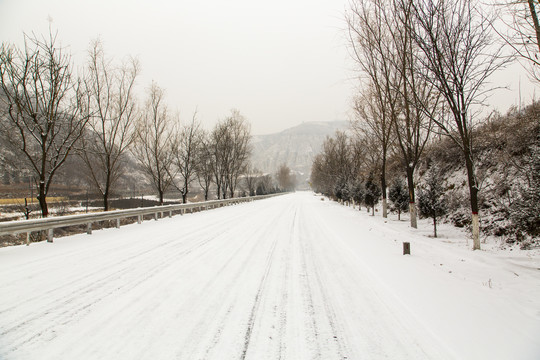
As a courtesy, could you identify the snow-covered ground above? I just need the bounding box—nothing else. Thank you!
[0,192,539,359]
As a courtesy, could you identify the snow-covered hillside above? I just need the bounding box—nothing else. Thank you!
[0,192,539,359]
[251,121,348,183]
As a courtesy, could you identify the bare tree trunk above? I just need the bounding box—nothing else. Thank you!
[464,150,481,249]
[103,167,111,211]
[38,180,48,218]
[528,0,540,54]
[406,166,417,229]
[103,190,109,212]
[381,158,388,218]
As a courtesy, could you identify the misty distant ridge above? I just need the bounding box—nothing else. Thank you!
[251,121,348,184]
[257,121,349,137]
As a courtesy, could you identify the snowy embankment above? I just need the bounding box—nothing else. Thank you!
[0,192,538,359]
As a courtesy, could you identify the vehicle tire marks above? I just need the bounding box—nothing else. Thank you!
[300,205,351,360]
[0,205,271,356]
[175,203,291,359]
[238,206,292,360]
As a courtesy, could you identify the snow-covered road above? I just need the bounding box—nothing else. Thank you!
[1,192,539,359]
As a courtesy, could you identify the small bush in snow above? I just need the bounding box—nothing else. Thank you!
[418,166,447,238]
[364,173,381,216]
[351,180,365,209]
[389,178,409,220]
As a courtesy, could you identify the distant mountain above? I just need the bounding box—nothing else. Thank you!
[251,121,349,187]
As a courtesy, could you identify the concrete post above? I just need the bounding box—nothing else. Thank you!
[403,242,411,255]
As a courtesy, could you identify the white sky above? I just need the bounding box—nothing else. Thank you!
[0,0,536,135]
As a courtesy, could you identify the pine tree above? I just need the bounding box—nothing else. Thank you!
[389,178,409,220]
[364,173,381,216]
[351,180,365,210]
[418,166,447,237]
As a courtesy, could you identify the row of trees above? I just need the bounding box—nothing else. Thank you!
[310,129,478,239]
[340,0,539,250]
[0,31,252,217]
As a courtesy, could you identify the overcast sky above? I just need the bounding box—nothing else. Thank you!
[0,0,536,135]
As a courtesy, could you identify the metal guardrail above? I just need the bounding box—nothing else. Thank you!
[0,193,284,244]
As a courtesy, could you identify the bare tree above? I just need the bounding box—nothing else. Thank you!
[226,110,251,198]
[310,131,356,198]
[276,164,296,191]
[256,174,274,195]
[0,30,89,217]
[210,120,228,199]
[495,0,540,82]
[391,0,438,229]
[80,40,139,211]
[347,0,400,219]
[195,130,214,201]
[210,109,251,199]
[351,88,394,218]
[412,0,510,249]
[243,163,260,196]
[172,111,203,203]
[132,82,175,205]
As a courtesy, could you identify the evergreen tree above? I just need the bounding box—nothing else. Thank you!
[389,178,409,220]
[364,173,381,216]
[418,166,447,237]
[333,181,344,202]
[351,180,365,210]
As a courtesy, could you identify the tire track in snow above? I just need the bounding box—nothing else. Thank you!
[275,208,296,359]
[0,206,252,315]
[298,223,323,359]
[174,201,293,359]
[299,202,351,360]
[239,218,281,360]
[0,204,270,356]
[176,213,278,359]
[1,235,216,353]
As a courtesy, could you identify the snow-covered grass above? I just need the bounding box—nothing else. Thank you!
[0,192,538,359]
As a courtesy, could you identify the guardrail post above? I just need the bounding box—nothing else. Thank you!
[47,229,53,243]
[87,223,92,235]
[154,213,158,221]
[137,215,142,224]
[116,219,120,229]
[168,210,172,218]
[26,232,30,246]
